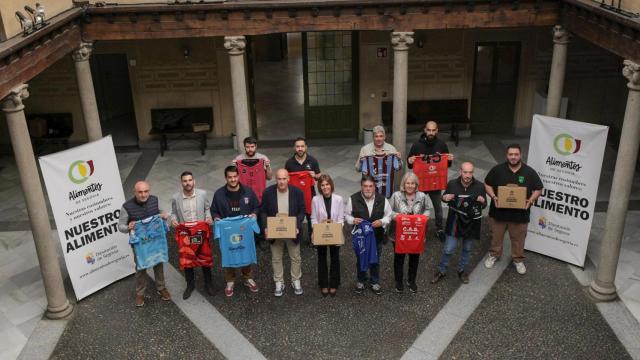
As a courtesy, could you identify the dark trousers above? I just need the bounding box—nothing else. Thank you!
[317,245,340,288]
[426,190,443,230]
[185,267,212,289]
[393,253,420,285]
[305,213,313,243]
[356,241,382,285]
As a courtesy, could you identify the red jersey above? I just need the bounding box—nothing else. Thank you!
[289,171,314,215]
[237,159,267,202]
[175,221,212,269]
[413,153,448,192]
[394,214,428,254]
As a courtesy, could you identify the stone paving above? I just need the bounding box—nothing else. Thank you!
[0,152,139,360]
[0,136,639,359]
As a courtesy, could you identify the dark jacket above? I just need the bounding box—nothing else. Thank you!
[260,184,306,243]
[407,134,451,169]
[211,184,259,219]
[442,177,487,239]
[123,195,160,221]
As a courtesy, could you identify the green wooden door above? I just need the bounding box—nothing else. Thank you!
[303,31,359,139]
[470,42,520,134]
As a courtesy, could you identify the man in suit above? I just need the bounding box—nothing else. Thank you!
[170,171,214,299]
[260,169,307,297]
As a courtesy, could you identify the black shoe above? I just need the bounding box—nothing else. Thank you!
[408,282,418,293]
[431,271,446,284]
[182,286,194,300]
[205,284,215,296]
[436,230,446,243]
[458,271,469,284]
[395,282,404,293]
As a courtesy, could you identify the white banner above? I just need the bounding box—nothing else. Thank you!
[526,115,608,266]
[39,136,135,300]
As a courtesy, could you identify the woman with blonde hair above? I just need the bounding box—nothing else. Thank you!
[388,172,431,293]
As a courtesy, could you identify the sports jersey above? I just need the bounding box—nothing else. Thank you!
[351,220,378,272]
[289,171,314,215]
[175,221,213,270]
[413,153,449,192]
[359,154,401,198]
[237,159,267,202]
[394,214,428,254]
[215,216,260,268]
[129,215,169,270]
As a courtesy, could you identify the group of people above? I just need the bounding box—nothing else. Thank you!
[118,121,543,307]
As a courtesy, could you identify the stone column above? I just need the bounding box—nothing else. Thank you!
[72,41,102,142]
[2,85,73,319]
[589,60,640,301]
[391,31,414,159]
[224,36,251,152]
[545,25,570,118]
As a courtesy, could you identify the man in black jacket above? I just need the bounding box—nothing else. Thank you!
[211,165,260,297]
[431,162,486,284]
[407,121,454,241]
[260,169,306,297]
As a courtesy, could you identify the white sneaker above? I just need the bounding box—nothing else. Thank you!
[292,280,303,295]
[514,261,527,275]
[274,281,284,297]
[484,255,498,269]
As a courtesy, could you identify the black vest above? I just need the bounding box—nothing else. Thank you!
[351,192,385,242]
[123,195,160,221]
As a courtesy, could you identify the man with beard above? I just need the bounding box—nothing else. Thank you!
[431,162,486,285]
[407,121,454,242]
[170,171,214,299]
[211,166,261,297]
[483,144,543,275]
[285,137,321,242]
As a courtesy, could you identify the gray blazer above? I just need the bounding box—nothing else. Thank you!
[170,188,212,224]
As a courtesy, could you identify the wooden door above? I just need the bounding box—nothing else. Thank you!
[303,31,359,139]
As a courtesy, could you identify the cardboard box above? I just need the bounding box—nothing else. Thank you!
[497,185,527,209]
[312,222,344,246]
[266,215,297,239]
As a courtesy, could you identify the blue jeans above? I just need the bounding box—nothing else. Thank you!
[438,235,475,273]
[356,241,382,285]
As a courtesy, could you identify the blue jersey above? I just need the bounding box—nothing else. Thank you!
[129,215,169,270]
[215,216,260,268]
[352,220,378,272]
[360,154,401,198]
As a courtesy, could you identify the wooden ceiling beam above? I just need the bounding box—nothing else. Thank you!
[0,23,81,100]
[562,0,640,63]
[81,1,560,40]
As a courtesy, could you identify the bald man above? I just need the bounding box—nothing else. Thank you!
[431,162,486,285]
[260,169,306,297]
[118,181,171,307]
[407,121,454,241]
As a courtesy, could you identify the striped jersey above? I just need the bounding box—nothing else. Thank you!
[359,154,401,198]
